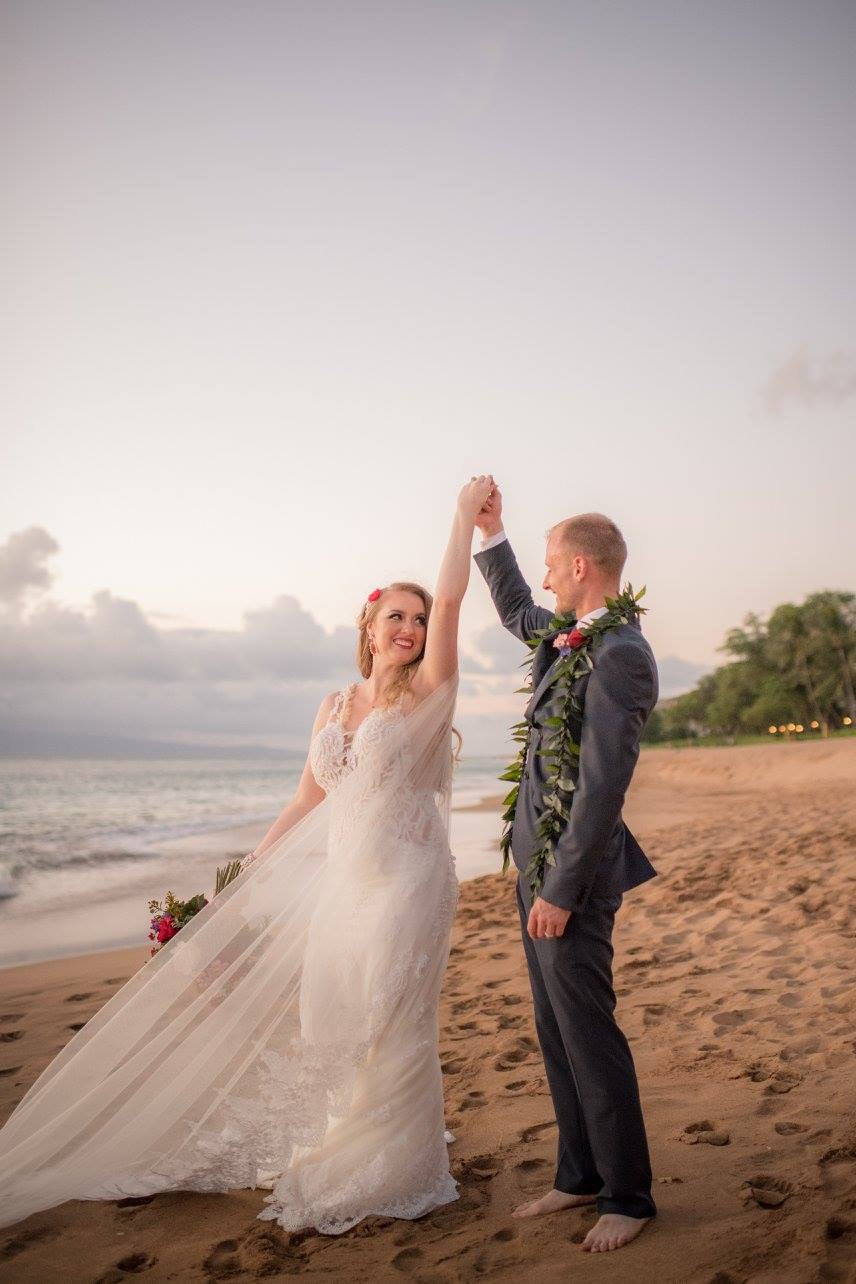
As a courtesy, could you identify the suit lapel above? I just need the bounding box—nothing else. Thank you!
[524,645,562,721]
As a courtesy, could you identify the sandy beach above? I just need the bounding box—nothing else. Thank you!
[1,738,854,1282]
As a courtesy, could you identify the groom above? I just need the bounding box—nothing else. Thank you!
[473,483,659,1254]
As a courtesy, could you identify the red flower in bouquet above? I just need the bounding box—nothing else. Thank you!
[145,859,244,959]
[156,915,177,944]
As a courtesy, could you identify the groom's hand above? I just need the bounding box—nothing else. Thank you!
[527,896,572,939]
[474,481,503,539]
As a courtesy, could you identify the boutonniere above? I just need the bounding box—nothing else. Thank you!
[498,584,648,900]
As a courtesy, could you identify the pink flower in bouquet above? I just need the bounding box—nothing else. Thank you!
[156,915,177,944]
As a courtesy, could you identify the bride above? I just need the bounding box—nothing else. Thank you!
[0,475,496,1235]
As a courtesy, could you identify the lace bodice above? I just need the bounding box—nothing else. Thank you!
[309,682,405,794]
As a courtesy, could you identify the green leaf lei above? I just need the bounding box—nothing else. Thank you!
[499,583,648,901]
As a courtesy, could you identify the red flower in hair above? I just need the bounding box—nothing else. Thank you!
[367,588,382,602]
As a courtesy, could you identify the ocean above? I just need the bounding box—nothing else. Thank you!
[0,756,508,967]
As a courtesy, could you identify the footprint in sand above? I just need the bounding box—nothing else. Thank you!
[774,1121,807,1135]
[202,1239,242,1278]
[458,1091,487,1111]
[741,1174,792,1208]
[451,998,478,1014]
[113,1251,158,1274]
[764,1070,802,1095]
[520,1120,555,1144]
[391,1246,424,1271]
[64,992,95,1003]
[679,1121,730,1146]
[67,1022,86,1032]
[441,1058,465,1075]
[458,1154,502,1181]
[495,1036,538,1072]
[92,1249,159,1279]
[0,1013,23,1023]
[777,992,802,1008]
[0,1030,24,1043]
[516,1157,549,1173]
[497,1013,524,1031]
[104,977,130,985]
[712,1010,747,1030]
[0,1225,58,1262]
[0,1065,22,1078]
[489,951,509,960]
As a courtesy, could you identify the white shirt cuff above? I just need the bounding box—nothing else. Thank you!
[479,529,508,552]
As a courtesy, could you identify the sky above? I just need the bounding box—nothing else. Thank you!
[2,1,855,755]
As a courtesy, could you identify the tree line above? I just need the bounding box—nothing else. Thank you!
[644,591,856,743]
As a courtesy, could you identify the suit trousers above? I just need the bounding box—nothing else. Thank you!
[515,872,657,1219]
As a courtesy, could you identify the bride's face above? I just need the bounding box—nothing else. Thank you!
[370,592,428,665]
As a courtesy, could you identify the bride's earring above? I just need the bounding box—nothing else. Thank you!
[368,634,377,655]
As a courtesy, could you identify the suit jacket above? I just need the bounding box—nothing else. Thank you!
[473,537,659,913]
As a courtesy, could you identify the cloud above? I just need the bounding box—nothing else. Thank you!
[468,621,530,675]
[0,528,360,753]
[761,346,856,416]
[0,528,709,757]
[0,526,59,607]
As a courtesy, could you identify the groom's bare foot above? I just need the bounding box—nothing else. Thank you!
[581,1212,651,1251]
[511,1188,597,1218]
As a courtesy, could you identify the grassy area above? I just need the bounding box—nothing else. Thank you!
[643,727,856,751]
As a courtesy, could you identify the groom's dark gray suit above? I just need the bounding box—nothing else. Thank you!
[474,533,658,1220]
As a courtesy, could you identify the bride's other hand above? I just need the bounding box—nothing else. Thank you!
[457,475,494,525]
[474,481,503,539]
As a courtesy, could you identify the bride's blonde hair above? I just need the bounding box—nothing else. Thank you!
[356,581,433,707]
[356,582,462,757]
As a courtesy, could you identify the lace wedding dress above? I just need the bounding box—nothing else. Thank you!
[0,674,461,1235]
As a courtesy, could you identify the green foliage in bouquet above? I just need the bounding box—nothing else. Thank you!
[215,859,244,895]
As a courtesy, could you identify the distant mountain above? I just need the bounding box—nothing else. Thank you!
[656,654,711,699]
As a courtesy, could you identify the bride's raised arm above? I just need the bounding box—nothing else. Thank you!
[413,475,494,697]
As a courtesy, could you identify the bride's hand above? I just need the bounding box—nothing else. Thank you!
[457,475,495,524]
[475,481,503,538]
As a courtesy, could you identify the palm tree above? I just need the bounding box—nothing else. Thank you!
[765,603,832,737]
[803,591,856,724]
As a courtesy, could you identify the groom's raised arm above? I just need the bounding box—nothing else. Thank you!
[473,533,554,643]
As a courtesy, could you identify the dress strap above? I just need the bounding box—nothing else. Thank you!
[330,682,357,727]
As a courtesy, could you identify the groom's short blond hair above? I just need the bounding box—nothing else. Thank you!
[547,513,627,579]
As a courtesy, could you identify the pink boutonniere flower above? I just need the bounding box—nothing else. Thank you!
[553,627,587,655]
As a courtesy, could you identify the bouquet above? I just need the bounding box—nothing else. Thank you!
[146,858,245,957]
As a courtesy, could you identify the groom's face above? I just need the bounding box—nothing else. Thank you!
[543,534,582,615]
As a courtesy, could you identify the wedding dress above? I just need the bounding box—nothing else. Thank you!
[0,673,461,1235]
